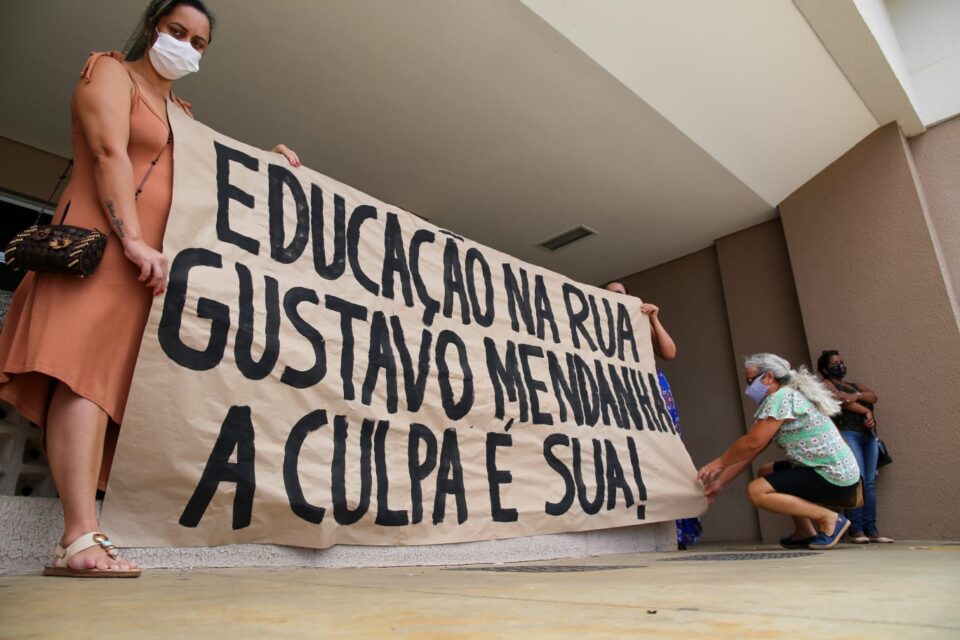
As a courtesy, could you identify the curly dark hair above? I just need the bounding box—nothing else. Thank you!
[816,349,840,377]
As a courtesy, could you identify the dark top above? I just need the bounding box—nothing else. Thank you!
[831,380,873,432]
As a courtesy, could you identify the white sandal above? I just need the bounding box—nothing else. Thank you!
[42,532,141,578]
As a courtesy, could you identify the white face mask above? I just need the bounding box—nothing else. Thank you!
[148,30,201,80]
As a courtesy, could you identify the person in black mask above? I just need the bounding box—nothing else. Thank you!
[817,350,893,544]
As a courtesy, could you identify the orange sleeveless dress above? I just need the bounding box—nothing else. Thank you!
[0,52,192,489]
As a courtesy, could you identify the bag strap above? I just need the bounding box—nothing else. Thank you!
[133,132,173,201]
[55,133,172,226]
[32,159,73,226]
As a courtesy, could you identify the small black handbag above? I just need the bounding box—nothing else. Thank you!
[4,160,107,278]
[5,214,108,278]
[4,136,169,278]
[872,406,892,468]
[876,436,893,468]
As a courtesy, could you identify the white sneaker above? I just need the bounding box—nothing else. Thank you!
[867,533,894,543]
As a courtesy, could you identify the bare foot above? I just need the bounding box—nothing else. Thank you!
[61,534,139,571]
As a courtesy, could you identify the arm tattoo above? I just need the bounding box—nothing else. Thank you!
[105,200,125,238]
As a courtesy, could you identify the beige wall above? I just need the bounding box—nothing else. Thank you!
[715,219,810,542]
[909,116,960,305]
[622,247,760,543]
[0,137,68,202]
[780,123,960,541]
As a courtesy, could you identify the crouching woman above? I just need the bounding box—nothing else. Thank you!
[697,353,860,550]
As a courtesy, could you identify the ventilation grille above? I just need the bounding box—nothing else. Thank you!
[539,225,596,251]
[448,564,643,573]
[659,552,819,562]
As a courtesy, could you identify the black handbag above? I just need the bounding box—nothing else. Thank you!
[876,436,893,468]
[872,406,892,468]
[4,136,169,278]
[5,214,108,278]
[4,160,107,278]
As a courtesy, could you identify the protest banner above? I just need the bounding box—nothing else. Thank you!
[101,104,707,548]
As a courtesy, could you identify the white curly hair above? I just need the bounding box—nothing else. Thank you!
[744,353,841,416]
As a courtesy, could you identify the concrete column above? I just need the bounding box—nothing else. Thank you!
[715,219,810,542]
[623,247,759,543]
[909,116,960,305]
[780,123,960,540]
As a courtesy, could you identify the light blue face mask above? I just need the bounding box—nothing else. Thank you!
[745,375,770,404]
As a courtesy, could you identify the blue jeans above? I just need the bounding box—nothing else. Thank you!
[841,429,879,534]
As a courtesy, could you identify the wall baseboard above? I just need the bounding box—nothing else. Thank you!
[1,496,675,575]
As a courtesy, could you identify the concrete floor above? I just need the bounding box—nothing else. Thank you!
[1,542,958,639]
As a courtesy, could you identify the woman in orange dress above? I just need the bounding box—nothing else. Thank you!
[0,0,298,577]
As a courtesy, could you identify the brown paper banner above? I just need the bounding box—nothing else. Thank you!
[101,105,707,549]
